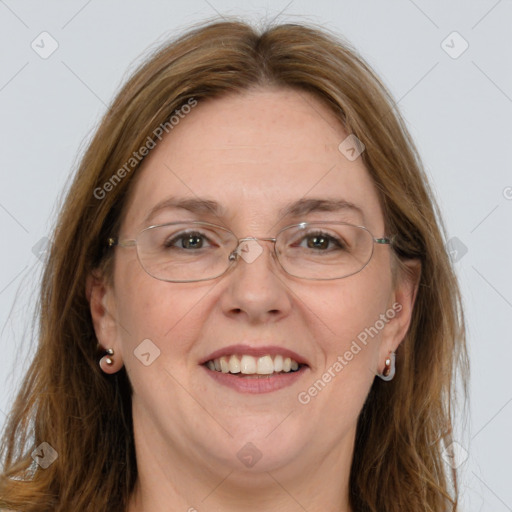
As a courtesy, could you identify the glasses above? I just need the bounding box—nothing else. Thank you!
[108,220,394,283]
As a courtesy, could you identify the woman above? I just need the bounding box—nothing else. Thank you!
[0,18,468,512]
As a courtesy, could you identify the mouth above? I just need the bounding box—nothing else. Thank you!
[200,345,310,393]
[203,354,306,377]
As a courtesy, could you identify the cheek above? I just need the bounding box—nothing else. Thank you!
[112,272,215,408]
[294,274,392,431]
[310,275,391,349]
[113,256,209,357]
[299,262,394,401]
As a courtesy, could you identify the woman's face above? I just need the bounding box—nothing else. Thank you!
[91,88,416,482]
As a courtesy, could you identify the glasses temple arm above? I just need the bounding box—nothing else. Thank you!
[374,236,395,245]
[107,237,137,248]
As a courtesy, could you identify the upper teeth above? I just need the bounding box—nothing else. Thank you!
[206,354,300,375]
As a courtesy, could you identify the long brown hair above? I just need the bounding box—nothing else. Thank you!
[0,18,468,511]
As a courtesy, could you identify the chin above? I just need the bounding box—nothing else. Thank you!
[194,418,307,474]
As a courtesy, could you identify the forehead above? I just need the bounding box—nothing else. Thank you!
[121,88,384,235]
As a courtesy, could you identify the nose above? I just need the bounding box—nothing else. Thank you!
[220,237,293,324]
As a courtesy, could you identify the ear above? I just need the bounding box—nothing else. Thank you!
[86,270,124,373]
[379,258,421,364]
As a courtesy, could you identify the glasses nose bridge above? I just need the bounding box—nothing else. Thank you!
[228,235,278,263]
[239,235,277,243]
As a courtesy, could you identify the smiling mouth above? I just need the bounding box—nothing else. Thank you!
[204,354,306,376]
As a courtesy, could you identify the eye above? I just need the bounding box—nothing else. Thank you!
[164,231,214,250]
[297,231,345,251]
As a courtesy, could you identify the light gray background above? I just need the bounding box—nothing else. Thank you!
[1,1,511,510]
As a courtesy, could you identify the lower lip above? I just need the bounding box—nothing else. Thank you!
[202,365,308,393]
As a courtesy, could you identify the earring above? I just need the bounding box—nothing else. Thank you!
[100,348,115,367]
[378,351,396,381]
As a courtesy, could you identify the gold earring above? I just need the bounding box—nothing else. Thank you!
[378,352,396,381]
[103,348,114,366]
[383,356,391,377]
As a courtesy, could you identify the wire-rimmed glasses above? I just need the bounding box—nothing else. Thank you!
[107,220,394,283]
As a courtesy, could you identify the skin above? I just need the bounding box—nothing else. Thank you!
[88,87,419,512]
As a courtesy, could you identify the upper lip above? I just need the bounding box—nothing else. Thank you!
[200,344,310,366]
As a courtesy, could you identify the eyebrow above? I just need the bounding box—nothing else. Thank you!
[144,197,225,225]
[278,197,364,219]
[143,196,364,225]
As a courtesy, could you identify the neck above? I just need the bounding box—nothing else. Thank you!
[127,469,353,512]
